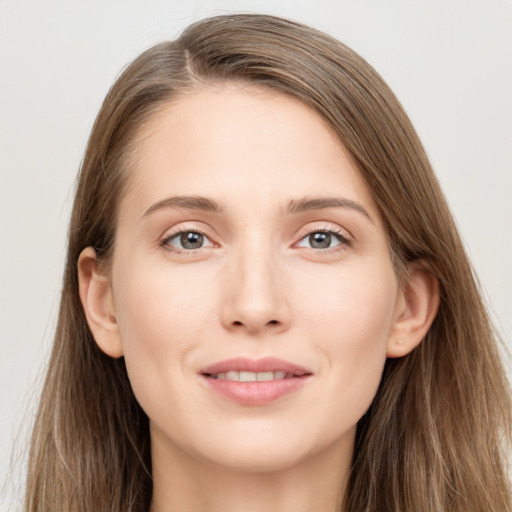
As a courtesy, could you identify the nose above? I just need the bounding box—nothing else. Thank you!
[221,244,291,336]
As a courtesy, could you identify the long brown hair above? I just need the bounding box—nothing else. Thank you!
[24,14,511,511]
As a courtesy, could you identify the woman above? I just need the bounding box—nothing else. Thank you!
[24,14,511,512]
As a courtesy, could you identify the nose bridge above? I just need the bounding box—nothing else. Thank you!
[222,233,290,334]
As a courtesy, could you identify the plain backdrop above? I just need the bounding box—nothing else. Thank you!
[1,0,511,509]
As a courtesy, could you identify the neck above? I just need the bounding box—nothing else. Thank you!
[149,426,353,512]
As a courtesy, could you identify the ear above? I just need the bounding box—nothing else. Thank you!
[77,247,124,358]
[386,260,440,358]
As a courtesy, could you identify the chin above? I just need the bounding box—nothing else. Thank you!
[201,445,310,474]
[190,425,346,474]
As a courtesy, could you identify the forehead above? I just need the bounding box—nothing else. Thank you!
[119,84,380,222]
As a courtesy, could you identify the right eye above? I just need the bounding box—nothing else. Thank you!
[162,230,214,251]
[295,228,351,251]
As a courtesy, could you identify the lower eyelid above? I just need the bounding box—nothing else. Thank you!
[296,228,352,247]
[160,226,351,252]
[161,230,214,249]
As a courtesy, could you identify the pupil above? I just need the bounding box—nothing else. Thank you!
[310,232,331,249]
[181,232,203,249]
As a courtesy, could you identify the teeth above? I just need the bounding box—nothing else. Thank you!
[213,370,289,381]
[255,371,273,381]
[240,371,255,382]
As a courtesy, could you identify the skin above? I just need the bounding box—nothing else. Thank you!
[79,84,439,512]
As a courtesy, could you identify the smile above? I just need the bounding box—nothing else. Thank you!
[208,371,293,381]
[200,357,313,405]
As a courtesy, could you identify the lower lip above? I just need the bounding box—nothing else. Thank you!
[202,376,310,406]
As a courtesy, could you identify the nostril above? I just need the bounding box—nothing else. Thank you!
[231,320,281,327]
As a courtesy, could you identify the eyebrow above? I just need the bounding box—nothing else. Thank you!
[287,196,373,222]
[143,196,223,217]
[142,195,373,222]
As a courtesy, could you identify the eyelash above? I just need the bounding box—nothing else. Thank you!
[160,226,352,254]
[297,226,352,252]
[160,228,214,254]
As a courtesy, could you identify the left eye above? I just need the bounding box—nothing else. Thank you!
[164,231,213,250]
[296,230,348,249]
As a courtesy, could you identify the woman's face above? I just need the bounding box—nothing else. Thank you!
[107,84,405,472]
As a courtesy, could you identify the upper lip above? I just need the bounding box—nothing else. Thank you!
[200,357,312,376]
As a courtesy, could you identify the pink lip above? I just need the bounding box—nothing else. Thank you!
[201,357,311,375]
[200,357,313,406]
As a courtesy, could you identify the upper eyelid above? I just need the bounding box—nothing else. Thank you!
[161,229,214,245]
[160,231,216,255]
[295,228,351,248]
[296,222,353,241]
[158,221,354,246]
[160,222,217,241]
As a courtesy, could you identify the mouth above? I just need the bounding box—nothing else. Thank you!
[200,357,313,406]
[204,370,309,381]
[200,356,312,379]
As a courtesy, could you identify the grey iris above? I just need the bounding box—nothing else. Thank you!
[181,232,203,249]
[309,232,331,249]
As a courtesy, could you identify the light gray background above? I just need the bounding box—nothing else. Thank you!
[1,1,511,509]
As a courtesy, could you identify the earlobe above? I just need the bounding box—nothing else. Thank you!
[386,260,440,358]
[77,247,124,358]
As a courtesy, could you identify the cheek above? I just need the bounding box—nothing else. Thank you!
[295,262,397,423]
[111,260,218,407]
[109,246,399,467]
[296,258,398,343]
[114,258,214,349]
